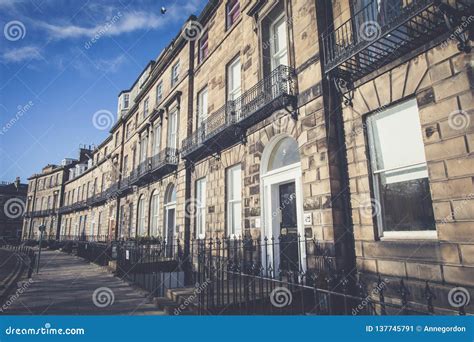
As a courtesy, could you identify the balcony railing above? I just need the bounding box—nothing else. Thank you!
[28,209,57,217]
[130,148,179,186]
[181,65,297,160]
[322,0,470,82]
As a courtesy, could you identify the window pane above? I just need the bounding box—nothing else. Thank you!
[368,99,435,232]
[368,99,427,181]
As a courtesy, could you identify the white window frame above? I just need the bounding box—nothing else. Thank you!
[150,192,160,237]
[171,62,180,87]
[270,14,288,71]
[196,178,207,239]
[137,196,146,236]
[156,81,163,104]
[197,87,208,126]
[152,124,161,156]
[140,134,148,164]
[366,99,436,240]
[227,56,241,101]
[123,94,129,109]
[143,98,149,119]
[167,108,178,150]
[227,164,242,238]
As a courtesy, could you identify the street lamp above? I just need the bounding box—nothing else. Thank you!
[37,224,46,273]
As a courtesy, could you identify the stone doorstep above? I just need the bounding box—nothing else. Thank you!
[152,287,198,315]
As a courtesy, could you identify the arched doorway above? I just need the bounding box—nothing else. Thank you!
[164,184,176,248]
[260,135,306,275]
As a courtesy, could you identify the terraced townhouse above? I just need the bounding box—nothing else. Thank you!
[22,0,473,314]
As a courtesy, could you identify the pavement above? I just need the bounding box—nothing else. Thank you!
[2,250,165,315]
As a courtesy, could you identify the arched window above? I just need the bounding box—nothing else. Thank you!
[137,195,146,236]
[149,191,160,237]
[165,184,176,204]
[267,136,300,172]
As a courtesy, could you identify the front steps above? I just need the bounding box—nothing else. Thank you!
[154,287,197,315]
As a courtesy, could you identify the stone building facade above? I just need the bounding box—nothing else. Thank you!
[23,150,90,239]
[22,0,473,314]
[0,178,27,241]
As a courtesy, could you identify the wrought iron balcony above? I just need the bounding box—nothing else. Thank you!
[322,0,471,86]
[130,148,179,186]
[29,209,57,217]
[181,65,297,160]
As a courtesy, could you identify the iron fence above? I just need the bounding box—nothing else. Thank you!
[0,243,36,278]
[39,235,469,315]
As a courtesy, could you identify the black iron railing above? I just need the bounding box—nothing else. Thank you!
[150,147,179,172]
[322,0,471,81]
[28,209,57,217]
[130,148,179,185]
[181,65,297,158]
[40,235,469,315]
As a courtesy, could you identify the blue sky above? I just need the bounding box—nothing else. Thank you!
[0,0,206,183]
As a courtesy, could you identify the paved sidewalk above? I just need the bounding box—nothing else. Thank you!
[3,250,164,315]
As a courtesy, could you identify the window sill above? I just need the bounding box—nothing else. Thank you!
[380,230,438,241]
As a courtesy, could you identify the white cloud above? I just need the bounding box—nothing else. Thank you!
[38,2,202,41]
[2,46,43,63]
[95,54,128,73]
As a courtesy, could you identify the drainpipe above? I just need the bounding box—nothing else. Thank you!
[183,33,195,286]
[315,0,356,275]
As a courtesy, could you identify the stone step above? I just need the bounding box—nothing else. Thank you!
[153,296,195,315]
